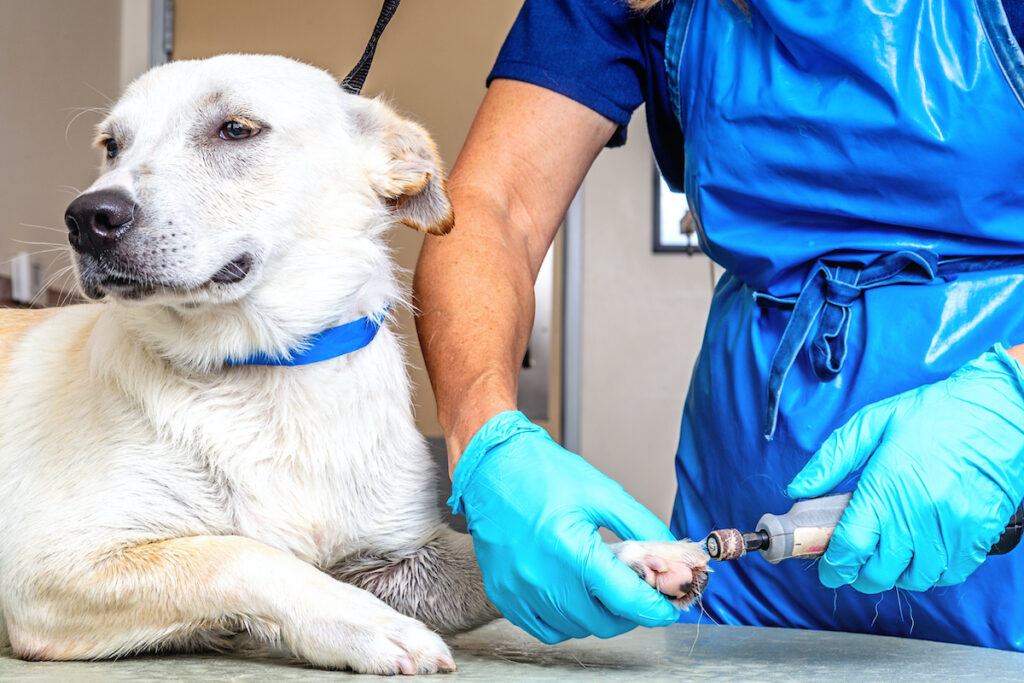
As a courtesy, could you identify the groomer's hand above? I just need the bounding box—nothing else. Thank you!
[448,411,681,643]
[788,344,1024,593]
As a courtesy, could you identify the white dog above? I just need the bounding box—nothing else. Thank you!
[0,55,709,674]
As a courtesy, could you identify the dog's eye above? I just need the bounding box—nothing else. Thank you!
[219,119,260,141]
[103,138,119,160]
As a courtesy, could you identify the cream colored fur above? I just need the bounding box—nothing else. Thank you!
[0,54,708,674]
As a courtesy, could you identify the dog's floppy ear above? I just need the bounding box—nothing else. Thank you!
[354,98,453,236]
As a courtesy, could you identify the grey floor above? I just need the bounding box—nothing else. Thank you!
[2,621,1022,681]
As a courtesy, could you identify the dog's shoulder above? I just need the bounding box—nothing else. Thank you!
[0,308,59,382]
[0,305,102,385]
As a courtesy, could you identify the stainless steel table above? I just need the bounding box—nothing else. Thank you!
[1,620,1021,681]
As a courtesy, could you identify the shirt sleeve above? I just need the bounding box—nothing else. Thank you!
[488,0,650,147]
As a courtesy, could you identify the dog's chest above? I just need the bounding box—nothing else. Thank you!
[151,360,435,566]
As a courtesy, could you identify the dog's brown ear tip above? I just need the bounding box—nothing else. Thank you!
[398,207,453,236]
[433,209,455,236]
[359,100,454,234]
[388,171,453,235]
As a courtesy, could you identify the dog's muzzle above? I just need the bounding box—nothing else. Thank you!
[65,189,139,256]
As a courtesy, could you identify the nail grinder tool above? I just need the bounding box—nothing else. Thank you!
[705,492,1024,563]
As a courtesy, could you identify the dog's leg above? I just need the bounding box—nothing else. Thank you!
[333,531,712,635]
[4,536,455,674]
[331,527,500,635]
[0,610,8,654]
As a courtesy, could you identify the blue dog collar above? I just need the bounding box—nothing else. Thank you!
[227,308,388,366]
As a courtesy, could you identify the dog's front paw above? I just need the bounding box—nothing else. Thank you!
[288,608,456,674]
[610,540,710,609]
[349,613,456,675]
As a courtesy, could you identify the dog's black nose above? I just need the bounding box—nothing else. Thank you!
[65,190,137,254]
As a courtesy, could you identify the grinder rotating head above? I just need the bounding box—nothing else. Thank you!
[705,528,770,561]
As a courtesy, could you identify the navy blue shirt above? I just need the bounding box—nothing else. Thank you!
[488,0,1024,193]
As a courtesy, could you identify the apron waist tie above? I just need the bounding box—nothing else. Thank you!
[754,250,1024,440]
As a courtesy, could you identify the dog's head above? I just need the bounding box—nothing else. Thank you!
[65,54,451,318]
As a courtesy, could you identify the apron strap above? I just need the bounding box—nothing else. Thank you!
[755,250,1024,440]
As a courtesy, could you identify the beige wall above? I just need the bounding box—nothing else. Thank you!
[580,110,716,525]
[120,0,152,90]
[0,0,148,297]
[173,0,523,438]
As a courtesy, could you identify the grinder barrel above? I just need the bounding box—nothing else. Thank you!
[706,493,1024,563]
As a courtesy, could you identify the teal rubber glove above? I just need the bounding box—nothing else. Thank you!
[448,411,681,643]
[788,344,1024,593]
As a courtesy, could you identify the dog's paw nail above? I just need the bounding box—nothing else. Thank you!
[396,655,415,675]
[646,555,669,573]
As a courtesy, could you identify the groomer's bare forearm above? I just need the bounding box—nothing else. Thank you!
[415,180,534,470]
[414,80,616,472]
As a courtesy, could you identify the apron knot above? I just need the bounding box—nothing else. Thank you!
[756,249,942,440]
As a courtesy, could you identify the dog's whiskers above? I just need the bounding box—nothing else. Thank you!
[29,264,76,308]
[64,105,109,143]
[81,83,115,107]
[12,238,65,249]
[56,184,85,197]
[34,264,73,295]
[21,222,70,234]
[0,248,68,269]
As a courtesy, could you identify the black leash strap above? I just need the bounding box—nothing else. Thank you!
[340,0,402,94]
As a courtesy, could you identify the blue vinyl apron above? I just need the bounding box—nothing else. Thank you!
[665,0,1024,649]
